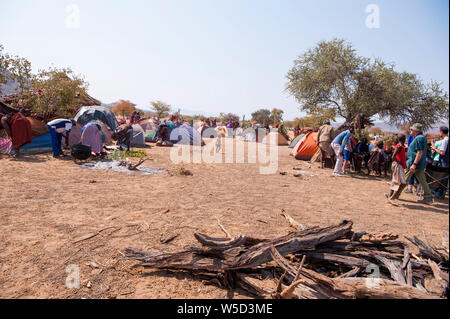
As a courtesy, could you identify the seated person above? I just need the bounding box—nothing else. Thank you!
[367,141,385,176]
[113,124,133,151]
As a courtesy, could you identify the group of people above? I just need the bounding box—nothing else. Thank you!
[317,120,449,203]
[47,118,112,158]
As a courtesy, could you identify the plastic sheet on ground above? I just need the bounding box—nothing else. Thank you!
[78,161,164,175]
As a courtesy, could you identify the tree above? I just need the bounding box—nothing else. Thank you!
[294,108,336,128]
[114,100,136,119]
[286,38,448,131]
[251,109,271,126]
[222,112,240,123]
[150,100,171,119]
[0,44,32,95]
[21,67,89,120]
[270,108,284,125]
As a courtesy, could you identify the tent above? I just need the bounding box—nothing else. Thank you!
[170,124,203,145]
[138,119,154,133]
[289,134,305,148]
[291,132,320,161]
[262,131,289,146]
[19,133,53,155]
[130,124,146,148]
[74,106,119,131]
[145,130,157,142]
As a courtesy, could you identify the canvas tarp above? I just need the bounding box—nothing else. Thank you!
[145,130,157,142]
[19,133,53,155]
[74,106,119,131]
[170,124,203,145]
[291,132,320,161]
[130,124,146,148]
[289,134,305,148]
[262,131,289,146]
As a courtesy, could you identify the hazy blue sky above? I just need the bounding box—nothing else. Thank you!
[1,0,448,120]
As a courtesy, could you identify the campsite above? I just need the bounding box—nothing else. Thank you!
[0,1,449,303]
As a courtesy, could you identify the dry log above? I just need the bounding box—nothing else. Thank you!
[126,220,353,271]
[402,248,413,286]
[336,267,361,278]
[374,255,407,285]
[270,245,439,299]
[405,235,448,263]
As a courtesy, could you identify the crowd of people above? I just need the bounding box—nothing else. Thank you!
[316,120,449,203]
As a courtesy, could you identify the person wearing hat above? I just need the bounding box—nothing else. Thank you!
[317,120,335,169]
[390,123,433,203]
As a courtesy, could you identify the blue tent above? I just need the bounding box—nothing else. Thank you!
[16,133,53,155]
[170,125,202,145]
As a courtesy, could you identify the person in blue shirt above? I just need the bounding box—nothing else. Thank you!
[331,127,354,176]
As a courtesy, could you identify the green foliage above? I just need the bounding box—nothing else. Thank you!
[107,149,147,161]
[286,38,449,130]
[270,108,284,125]
[355,128,370,141]
[0,44,32,95]
[22,67,89,120]
[293,108,336,128]
[251,109,271,126]
[222,112,240,123]
[150,101,171,119]
[382,133,397,147]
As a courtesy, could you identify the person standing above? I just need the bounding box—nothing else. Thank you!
[47,119,75,158]
[317,120,335,169]
[294,125,300,138]
[430,126,449,199]
[386,134,407,199]
[391,123,433,204]
[331,127,354,176]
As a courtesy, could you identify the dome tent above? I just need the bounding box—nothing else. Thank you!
[74,106,119,132]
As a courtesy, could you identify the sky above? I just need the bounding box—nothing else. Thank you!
[0,0,448,120]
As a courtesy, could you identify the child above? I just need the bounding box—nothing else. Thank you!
[342,140,352,174]
[386,134,407,199]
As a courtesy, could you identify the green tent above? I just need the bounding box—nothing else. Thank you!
[145,130,157,142]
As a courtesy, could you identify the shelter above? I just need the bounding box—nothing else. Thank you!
[74,106,119,132]
[262,131,289,146]
[291,132,320,161]
[138,119,154,133]
[170,124,203,145]
[19,133,53,155]
[289,134,305,148]
[145,130,157,142]
[130,124,146,148]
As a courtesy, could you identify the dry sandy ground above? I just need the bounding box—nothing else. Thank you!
[0,140,448,299]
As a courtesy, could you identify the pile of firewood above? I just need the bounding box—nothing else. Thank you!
[125,214,448,299]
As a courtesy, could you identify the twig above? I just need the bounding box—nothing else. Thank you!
[73,226,121,244]
[217,218,232,239]
[280,209,308,231]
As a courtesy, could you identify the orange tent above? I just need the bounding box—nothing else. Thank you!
[292,132,320,161]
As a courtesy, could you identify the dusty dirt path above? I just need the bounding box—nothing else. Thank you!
[0,141,448,298]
